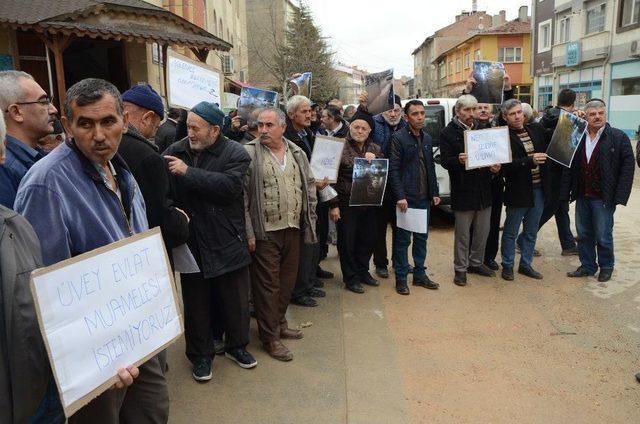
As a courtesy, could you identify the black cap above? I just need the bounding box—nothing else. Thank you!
[350,108,374,130]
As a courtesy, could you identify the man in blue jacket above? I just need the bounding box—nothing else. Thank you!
[0,70,57,208]
[389,100,440,295]
[564,99,635,282]
[14,78,167,423]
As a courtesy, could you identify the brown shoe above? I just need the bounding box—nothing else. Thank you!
[280,327,304,339]
[263,340,293,362]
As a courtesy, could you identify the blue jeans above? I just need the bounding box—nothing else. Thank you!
[501,188,544,269]
[575,197,615,273]
[29,379,65,424]
[393,199,429,282]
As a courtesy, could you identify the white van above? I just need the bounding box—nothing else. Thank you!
[401,98,458,210]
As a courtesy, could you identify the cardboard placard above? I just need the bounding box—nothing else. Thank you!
[464,126,512,170]
[167,50,221,109]
[309,135,345,183]
[30,228,183,417]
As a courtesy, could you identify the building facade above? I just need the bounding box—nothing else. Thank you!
[334,62,367,105]
[531,0,640,137]
[412,10,497,98]
[434,7,532,103]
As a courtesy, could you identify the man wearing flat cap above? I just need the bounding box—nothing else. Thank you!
[164,101,256,382]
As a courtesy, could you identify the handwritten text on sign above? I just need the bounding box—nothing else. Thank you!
[168,50,221,109]
[464,126,512,170]
[31,229,183,416]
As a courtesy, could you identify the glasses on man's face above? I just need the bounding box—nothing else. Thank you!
[5,96,54,112]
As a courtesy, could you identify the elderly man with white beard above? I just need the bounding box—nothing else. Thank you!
[358,92,406,279]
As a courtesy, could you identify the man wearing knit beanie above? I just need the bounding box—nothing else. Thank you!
[164,101,257,381]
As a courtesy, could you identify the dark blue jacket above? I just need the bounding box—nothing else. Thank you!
[14,140,148,266]
[0,135,44,208]
[389,126,439,204]
[372,113,407,158]
[564,123,635,208]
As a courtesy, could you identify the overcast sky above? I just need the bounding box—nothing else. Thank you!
[305,0,529,78]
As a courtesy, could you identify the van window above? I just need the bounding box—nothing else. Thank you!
[424,105,445,146]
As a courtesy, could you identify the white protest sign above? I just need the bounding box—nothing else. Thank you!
[464,126,512,170]
[30,228,183,417]
[167,50,221,109]
[310,135,345,183]
[396,207,428,234]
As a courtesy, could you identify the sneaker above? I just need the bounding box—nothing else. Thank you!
[561,246,578,256]
[225,348,258,369]
[213,338,225,355]
[192,358,212,382]
[467,264,496,277]
[375,267,389,278]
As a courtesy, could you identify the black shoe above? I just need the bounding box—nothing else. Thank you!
[213,339,225,355]
[395,283,410,295]
[362,274,379,286]
[225,348,258,369]
[312,278,324,288]
[375,267,389,278]
[567,266,595,278]
[192,358,212,382]
[412,275,439,290]
[598,268,613,282]
[635,372,640,383]
[501,266,514,281]
[518,266,543,280]
[308,287,326,298]
[454,271,467,286]
[484,260,500,271]
[290,295,318,307]
[317,267,334,279]
[346,282,365,294]
[561,246,578,256]
[468,264,496,277]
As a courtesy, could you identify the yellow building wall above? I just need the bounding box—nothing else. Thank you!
[479,36,498,62]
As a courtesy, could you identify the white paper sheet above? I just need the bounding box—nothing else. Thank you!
[172,244,200,274]
[396,207,428,234]
[310,135,345,183]
[464,126,512,170]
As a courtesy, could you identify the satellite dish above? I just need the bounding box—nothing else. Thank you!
[478,24,485,29]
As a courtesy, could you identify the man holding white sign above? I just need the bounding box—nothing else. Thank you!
[15,79,169,423]
[440,95,502,286]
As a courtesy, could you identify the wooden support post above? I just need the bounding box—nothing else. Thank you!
[41,33,72,106]
[189,47,209,63]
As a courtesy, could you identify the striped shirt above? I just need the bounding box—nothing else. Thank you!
[517,130,541,188]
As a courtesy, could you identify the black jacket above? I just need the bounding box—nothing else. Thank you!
[389,126,439,203]
[440,120,493,211]
[154,119,177,153]
[502,123,551,208]
[164,136,252,279]
[563,123,635,208]
[284,116,315,159]
[118,125,189,249]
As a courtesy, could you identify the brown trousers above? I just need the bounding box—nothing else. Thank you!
[68,355,168,424]
[250,228,301,343]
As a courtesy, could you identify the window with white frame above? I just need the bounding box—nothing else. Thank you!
[620,0,640,26]
[449,61,454,76]
[498,47,522,63]
[439,62,446,79]
[464,53,470,69]
[474,49,481,61]
[557,15,571,43]
[538,19,552,52]
[586,3,606,34]
[456,58,461,72]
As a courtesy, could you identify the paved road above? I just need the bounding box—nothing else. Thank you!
[167,173,640,423]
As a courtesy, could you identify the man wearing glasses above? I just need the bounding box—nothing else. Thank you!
[0,71,57,208]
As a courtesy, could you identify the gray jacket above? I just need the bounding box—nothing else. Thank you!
[0,206,50,423]
[244,138,317,244]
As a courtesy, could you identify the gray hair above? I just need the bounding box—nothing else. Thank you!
[454,94,478,112]
[285,95,311,115]
[64,78,123,120]
[501,98,522,114]
[0,70,35,112]
[521,103,533,120]
[584,99,606,112]
[258,106,286,125]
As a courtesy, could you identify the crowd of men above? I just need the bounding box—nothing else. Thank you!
[0,68,637,423]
